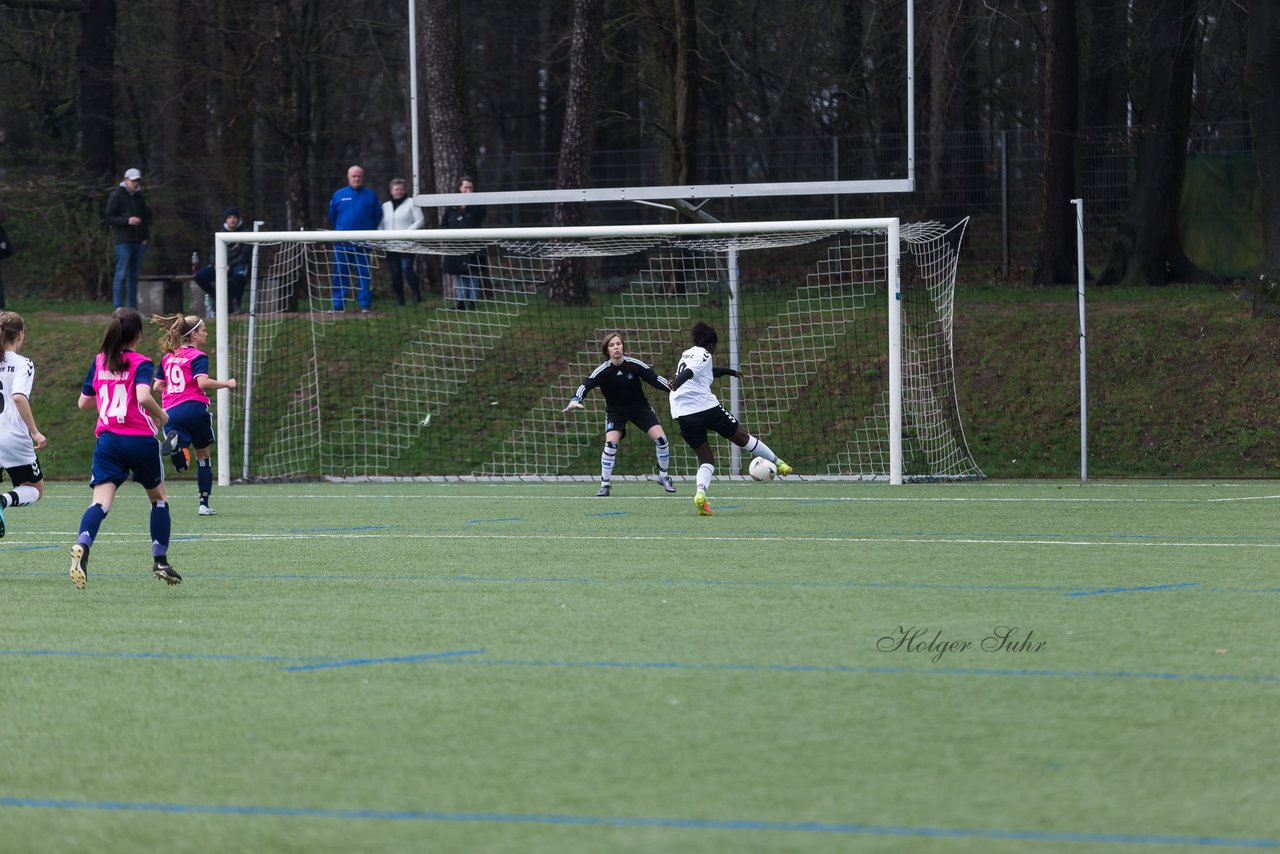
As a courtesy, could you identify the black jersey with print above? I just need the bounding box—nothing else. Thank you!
[573,357,671,413]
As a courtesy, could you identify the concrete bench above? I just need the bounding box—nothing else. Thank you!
[137,275,206,317]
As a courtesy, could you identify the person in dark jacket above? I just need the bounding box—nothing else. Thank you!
[103,168,151,310]
[193,207,251,314]
[440,176,487,310]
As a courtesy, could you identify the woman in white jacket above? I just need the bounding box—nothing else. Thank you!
[380,178,425,305]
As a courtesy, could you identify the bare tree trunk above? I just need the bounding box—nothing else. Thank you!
[651,0,698,187]
[1082,0,1130,222]
[1034,0,1080,285]
[423,0,471,194]
[925,0,969,220]
[547,0,604,306]
[1083,0,1128,129]
[1246,0,1280,314]
[1098,0,1213,286]
[267,0,312,230]
[78,0,116,183]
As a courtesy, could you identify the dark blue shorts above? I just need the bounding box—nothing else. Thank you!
[163,400,215,450]
[91,432,165,489]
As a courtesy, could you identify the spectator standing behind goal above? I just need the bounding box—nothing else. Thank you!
[151,313,237,517]
[70,309,181,589]
[327,164,383,314]
[379,178,424,305]
[564,331,678,497]
[669,321,793,516]
[440,175,486,310]
[0,311,48,539]
[102,168,151,310]
[193,207,251,314]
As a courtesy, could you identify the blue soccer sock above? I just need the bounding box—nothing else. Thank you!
[198,458,213,504]
[150,500,171,557]
[77,503,108,548]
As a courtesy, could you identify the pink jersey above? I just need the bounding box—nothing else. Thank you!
[160,346,212,409]
[83,351,158,437]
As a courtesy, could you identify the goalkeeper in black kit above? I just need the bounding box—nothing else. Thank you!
[563,331,678,496]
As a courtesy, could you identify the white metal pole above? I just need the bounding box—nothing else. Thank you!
[1073,198,1088,482]
[214,237,231,487]
[408,0,421,196]
[905,0,915,188]
[727,246,742,477]
[888,219,903,485]
[239,220,264,483]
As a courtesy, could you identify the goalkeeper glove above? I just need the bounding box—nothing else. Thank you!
[563,398,584,413]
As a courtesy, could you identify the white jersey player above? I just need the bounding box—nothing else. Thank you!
[0,311,48,538]
[668,321,792,516]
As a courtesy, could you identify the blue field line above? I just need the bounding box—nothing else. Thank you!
[466,517,523,523]
[1068,582,1202,596]
[0,797,1275,847]
[0,649,324,663]
[6,648,1278,683]
[282,649,483,671]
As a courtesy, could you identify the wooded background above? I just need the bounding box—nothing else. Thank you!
[0,0,1274,302]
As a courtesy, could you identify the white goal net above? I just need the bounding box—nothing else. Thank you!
[207,218,982,485]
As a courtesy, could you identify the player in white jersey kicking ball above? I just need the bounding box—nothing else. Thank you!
[668,322,792,516]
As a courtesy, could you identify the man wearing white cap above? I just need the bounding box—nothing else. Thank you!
[103,168,151,310]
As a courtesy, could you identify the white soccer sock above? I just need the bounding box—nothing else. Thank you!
[697,463,714,493]
[741,435,779,463]
[3,485,41,507]
[600,441,617,485]
[654,437,670,474]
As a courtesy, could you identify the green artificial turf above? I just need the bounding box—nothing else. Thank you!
[2,479,1278,853]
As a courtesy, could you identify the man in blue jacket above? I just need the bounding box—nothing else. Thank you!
[327,165,382,313]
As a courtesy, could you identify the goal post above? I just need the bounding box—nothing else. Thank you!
[211,217,982,487]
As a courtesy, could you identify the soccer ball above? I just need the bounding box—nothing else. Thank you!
[749,456,778,482]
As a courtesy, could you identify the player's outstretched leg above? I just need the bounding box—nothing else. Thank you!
[742,434,793,477]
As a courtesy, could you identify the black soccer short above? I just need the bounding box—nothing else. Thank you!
[604,406,661,439]
[675,404,739,449]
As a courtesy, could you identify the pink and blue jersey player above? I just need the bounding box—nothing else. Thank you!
[70,308,180,589]
[152,314,237,516]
